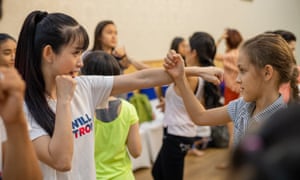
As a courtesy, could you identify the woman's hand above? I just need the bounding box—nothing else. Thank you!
[112,46,126,59]
[156,97,166,112]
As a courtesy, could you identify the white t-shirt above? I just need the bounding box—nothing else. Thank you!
[164,77,210,137]
[0,118,7,176]
[25,76,113,180]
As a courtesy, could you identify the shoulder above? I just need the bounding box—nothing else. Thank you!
[227,97,251,118]
[228,98,250,110]
[75,75,114,84]
[121,99,136,110]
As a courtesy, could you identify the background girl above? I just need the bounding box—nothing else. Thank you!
[152,32,221,180]
[0,33,16,68]
[164,33,298,147]
[81,51,141,180]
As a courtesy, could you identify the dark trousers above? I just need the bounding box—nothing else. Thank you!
[151,128,195,180]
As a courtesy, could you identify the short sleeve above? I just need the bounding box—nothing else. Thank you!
[24,104,48,140]
[227,97,244,124]
[76,76,114,110]
[123,100,139,125]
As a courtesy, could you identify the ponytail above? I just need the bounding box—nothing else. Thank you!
[189,32,222,109]
[15,11,55,136]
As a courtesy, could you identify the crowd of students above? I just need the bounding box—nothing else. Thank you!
[0,9,299,180]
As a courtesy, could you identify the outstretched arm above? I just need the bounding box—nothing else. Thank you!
[111,63,224,96]
[164,51,231,126]
[111,67,172,96]
[0,68,42,180]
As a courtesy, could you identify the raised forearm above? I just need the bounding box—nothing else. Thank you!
[174,75,207,125]
[48,100,73,171]
[175,74,230,126]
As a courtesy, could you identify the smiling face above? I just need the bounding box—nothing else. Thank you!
[236,51,265,102]
[0,39,16,68]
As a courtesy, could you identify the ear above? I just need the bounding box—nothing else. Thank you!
[263,64,274,81]
[191,49,197,59]
[42,45,55,63]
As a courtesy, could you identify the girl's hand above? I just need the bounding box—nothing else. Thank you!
[56,75,77,103]
[112,46,126,59]
[0,68,26,125]
[163,50,185,80]
[156,97,166,112]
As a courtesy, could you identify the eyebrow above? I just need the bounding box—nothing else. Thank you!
[2,49,13,52]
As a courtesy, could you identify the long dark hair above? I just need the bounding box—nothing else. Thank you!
[92,20,114,51]
[15,10,89,136]
[189,32,222,108]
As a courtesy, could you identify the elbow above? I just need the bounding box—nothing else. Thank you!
[130,147,142,158]
[53,158,72,172]
[191,117,205,126]
[131,151,141,159]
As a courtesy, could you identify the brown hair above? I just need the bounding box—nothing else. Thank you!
[226,29,243,49]
[241,33,299,103]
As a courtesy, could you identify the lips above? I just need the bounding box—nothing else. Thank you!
[69,70,80,78]
[240,87,244,92]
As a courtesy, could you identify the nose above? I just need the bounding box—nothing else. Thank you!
[236,73,241,84]
[11,52,16,61]
[77,56,83,68]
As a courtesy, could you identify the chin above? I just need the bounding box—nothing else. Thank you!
[242,96,254,103]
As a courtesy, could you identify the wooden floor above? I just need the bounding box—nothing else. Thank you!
[134,148,230,180]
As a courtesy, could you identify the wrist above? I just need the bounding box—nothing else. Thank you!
[119,54,127,59]
[173,74,186,83]
[4,116,28,134]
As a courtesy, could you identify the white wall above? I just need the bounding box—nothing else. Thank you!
[1,0,299,61]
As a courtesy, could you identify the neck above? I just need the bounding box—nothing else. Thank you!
[108,96,118,101]
[253,91,280,116]
[102,46,113,54]
[42,63,57,99]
